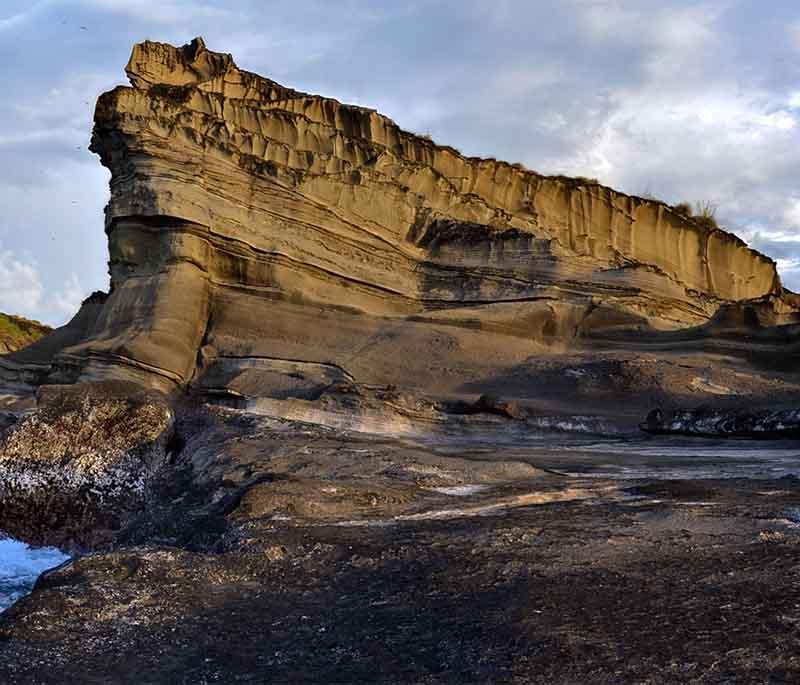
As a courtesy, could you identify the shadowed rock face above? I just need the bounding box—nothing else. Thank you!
[0,37,796,398]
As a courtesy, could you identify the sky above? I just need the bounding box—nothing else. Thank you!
[1,0,799,326]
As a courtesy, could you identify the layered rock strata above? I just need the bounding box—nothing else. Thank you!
[0,37,796,400]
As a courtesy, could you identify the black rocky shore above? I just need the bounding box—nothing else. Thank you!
[0,386,799,683]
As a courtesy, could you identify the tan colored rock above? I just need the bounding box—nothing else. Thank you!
[1,37,796,400]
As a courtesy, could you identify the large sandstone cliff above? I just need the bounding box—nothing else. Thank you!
[1,38,796,399]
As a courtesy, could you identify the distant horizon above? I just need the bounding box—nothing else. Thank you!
[2,0,799,326]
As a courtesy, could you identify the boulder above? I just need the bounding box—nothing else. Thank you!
[0,381,174,547]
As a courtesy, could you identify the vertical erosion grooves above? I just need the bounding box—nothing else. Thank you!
[5,36,793,393]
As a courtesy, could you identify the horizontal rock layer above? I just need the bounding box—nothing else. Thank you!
[1,37,797,396]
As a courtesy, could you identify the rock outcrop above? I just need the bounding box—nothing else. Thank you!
[641,407,800,439]
[3,38,800,684]
[0,381,174,547]
[0,37,797,404]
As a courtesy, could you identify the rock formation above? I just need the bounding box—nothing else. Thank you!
[2,38,800,683]
[0,381,174,547]
[641,406,800,439]
[0,37,796,406]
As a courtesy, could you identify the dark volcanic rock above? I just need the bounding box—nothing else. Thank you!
[640,406,800,438]
[2,474,800,684]
[0,381,174,548]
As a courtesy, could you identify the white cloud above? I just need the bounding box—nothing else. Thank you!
[0,1,53,32]
[776,257,800,293]
[80,0,231,25]
[579,1,720,57]
[52,273,86,324]
[784,198,800,230]
[534,4,798,236]
[0,249,43,319]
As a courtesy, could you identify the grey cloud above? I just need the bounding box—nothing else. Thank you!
[748,236,800,262]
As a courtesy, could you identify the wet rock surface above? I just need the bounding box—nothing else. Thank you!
[2,480,800,681]
[0,382,174,549]
[0,405,798,683]
[642,407,800,439]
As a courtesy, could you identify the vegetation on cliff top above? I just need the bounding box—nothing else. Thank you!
[0,313,51,354]
[673,200,720,230]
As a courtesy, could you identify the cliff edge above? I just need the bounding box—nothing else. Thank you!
[1,37,797,401]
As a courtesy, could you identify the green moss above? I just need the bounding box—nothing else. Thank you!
[0,313,52,353]
[547,174,602,187]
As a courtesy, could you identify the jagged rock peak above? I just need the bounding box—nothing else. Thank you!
[126,36,232,89]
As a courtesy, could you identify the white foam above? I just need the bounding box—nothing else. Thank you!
[0,537,69,612]
[429,484,489,496]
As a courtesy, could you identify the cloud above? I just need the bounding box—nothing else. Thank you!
[0,249,44,319]
[0,1,54,33]
[519,3,799,281]
[52,273,87,323]
[79,0,230,25]
[776,258,800,292]
[784,198,800,229]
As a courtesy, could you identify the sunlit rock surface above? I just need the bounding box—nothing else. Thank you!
[0,37,796,400]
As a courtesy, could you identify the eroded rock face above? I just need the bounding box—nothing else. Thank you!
[0,37,796,399]
[0,382,174,547]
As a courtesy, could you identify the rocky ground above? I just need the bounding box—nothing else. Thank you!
[1,404,799,684]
